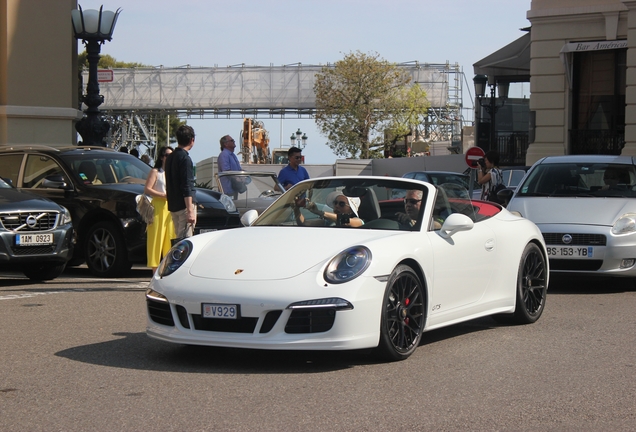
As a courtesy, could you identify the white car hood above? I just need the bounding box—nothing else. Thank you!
[188,227,402,280]
[509,197,634,225]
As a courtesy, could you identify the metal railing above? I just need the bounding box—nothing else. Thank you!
[570,130,624,155]
[495,132,529,166]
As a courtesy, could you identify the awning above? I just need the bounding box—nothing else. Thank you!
[560,40,627,89]
[473,32,530,83]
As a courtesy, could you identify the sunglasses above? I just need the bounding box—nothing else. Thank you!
[333,200,348,207]
[293,156,302,160]
[404,199,422,205]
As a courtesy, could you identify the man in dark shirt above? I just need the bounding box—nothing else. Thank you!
[165,125,196,239]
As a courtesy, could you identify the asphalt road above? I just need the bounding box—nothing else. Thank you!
[1,266,635,431]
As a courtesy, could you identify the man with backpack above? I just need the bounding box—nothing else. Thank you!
[476,150,505,204]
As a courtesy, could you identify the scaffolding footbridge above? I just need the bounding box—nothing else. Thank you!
[86,62,465,153]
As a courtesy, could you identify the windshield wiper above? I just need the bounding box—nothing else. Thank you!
[518,192,552,197]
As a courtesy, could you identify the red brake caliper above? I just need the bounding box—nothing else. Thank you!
[404,298,410,324]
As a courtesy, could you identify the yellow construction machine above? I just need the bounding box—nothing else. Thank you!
[240,118,271,164]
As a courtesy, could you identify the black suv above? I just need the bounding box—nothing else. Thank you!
[0,177,73,280]
[0,146,241,277]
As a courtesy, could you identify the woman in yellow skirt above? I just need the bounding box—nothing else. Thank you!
[144,146,175,273]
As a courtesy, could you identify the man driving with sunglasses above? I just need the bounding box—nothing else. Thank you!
[278,147,310,190]
[396,189,423,228]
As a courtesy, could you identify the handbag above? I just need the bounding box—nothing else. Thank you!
[135,194,154,224]
[487,169,506,204]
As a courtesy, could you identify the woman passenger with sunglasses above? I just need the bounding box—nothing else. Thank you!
[322,194,364,227]
[296,192,364,227]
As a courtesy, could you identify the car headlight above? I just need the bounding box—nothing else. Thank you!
[158,240,193,277]
[612,213,636,235]
[324,246,371,284]
[60,206,72,225]
[219,194,237,212]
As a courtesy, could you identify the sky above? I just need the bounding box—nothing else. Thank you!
[79,0,532,165]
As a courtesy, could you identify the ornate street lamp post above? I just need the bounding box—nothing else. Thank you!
[289,128,308,149]
[71,5,121,146]
[473,74,509,152]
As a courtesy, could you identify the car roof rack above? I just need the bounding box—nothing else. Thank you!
[1,144,61,152]
[0,145,118,153]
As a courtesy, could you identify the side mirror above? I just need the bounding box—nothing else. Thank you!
[497,188,514,206]
[240,209,259,227]
[439,213,474,239]
[42,174,71,190]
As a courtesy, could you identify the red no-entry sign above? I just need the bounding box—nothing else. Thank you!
[465,147,485,168]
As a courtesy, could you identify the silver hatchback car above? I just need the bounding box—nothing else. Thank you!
[506,155,636,277]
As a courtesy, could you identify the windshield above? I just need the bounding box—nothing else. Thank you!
[61,153,151,185]
[427,173,469,189]
[393,172,469,199]
[501,169,528,188]
[517,163,636,197]
[218,172,283,197]
[252,178,429,231]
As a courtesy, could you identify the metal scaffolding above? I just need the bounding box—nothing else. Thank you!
[86,62,465,151]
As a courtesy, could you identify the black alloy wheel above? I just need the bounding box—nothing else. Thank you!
[377,264,426,361]
[85,221,132,278]
[513,242,547,323]
[494,242,547,325]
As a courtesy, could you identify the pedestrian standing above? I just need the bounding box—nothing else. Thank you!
[165,125,196,240]
[140,154,152,165]
[218,135,243,196]
[278,146,309,190]
[144,146,175,273]
[476,150,503,203]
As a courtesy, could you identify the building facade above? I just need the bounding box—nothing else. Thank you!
[527,0,636,164]
[0,0,80,146]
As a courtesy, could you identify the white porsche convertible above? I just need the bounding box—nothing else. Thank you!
[146,176,549,361]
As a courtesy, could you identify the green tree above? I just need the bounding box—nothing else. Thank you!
[383,84,431,157]
[314,51,428,159]
[155,114,187,147]
[78,52,146,69]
